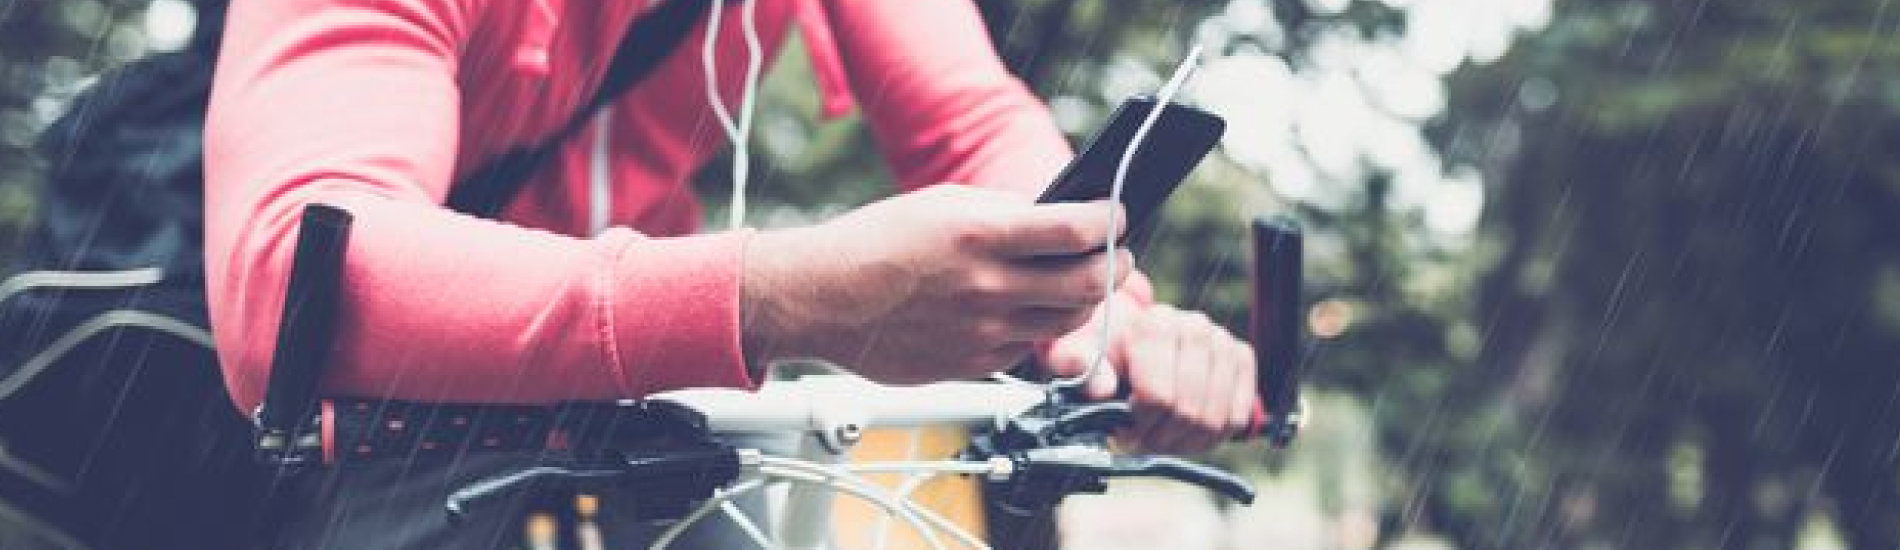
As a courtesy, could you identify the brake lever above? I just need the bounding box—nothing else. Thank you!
[1104,455,1255,504]
[969,396,1257,515]
[441,399,740,522]
[444,447,742,522]
[446,465,628,521]
[987,445,1256,515]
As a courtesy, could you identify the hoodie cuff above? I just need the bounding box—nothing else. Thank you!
[605,229,759,396]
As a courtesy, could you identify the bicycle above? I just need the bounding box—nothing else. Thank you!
[251,45,1303,547]
[411,216,1307,550]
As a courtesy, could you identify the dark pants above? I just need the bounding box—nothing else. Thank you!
[0,288,277,550]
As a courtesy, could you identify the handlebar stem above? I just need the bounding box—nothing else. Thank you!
[776,434,847,550]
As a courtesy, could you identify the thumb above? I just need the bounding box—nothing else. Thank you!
[1080,356,1120,400]
[1045,332,1120,400]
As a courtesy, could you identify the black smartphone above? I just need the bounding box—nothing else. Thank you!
[1036,96,1227,237]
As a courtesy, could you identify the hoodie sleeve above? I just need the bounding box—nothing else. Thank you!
[816,0,1154,300]
[204,0,754,413]
[816,0,1074,198]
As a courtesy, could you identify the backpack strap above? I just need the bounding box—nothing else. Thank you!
[445,0,732,218]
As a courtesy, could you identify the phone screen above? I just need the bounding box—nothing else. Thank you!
[1036,96,1226,236]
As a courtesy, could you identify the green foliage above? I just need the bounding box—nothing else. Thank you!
[8,1,1892,548]
[1429,0,1900,547]
[0,0,154,266]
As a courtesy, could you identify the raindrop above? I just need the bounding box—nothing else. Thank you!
[1308,298,1357,339]
[1423,167,1485,236]
[143,0,197,53]
[1048,95,1094,135]
[1305,0,1351,16]
[1518,77,1558,112]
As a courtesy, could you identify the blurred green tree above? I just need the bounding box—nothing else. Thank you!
[1433,0,1900,547]
[0,0,155,267]
[17,1,1893,549]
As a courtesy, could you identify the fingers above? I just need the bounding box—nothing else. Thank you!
[1010,247,1135,308]
[1082,356,1122,401]
[1046,332,1122,400]
[978,201,1126,258]
[1227,339,1259,434]
[1149,310,1218,452]
[964,269,1130,363]
[960,248,1133,320]
[1199,333,1252,443]
[1187,332,1250,447]
[1041,300,1136,401]
[1122,307,1181,448]
[1116,307,1255,455]
[963,304,1091,356]
[979,341,1038,372]
[1004,306,1090,339]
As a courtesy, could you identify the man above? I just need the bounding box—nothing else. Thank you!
[205,0,1258,546]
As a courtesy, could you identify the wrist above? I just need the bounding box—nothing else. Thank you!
[740,228,812,372]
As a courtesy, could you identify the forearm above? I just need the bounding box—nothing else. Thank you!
[205,185,757,411]
[204,0,754,412]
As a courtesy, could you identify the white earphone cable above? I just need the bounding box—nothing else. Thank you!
[702,0,765,231]
[1048,44,1205,392]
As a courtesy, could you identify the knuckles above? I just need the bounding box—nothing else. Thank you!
[953,269,1016,306]
[1188,405,1226,436]
[1178,309,1215,330]
[1048,223,1096,253]
[1049,308,1094,335]
[970,318,1015,345]
[1062,263,1112,304]
[950,216,1006,253]
[1016,308,1089,340]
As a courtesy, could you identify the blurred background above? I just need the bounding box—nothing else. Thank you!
[2,0,1897,548]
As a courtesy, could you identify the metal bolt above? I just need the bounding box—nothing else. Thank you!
[836,423,863,445]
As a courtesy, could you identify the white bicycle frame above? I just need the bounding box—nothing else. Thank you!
[644,374,1051,550]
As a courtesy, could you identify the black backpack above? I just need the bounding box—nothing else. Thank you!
[0,1,724,547]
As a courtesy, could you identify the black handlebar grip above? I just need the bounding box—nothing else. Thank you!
[256,204,353,466]
[1250,216,1303,447]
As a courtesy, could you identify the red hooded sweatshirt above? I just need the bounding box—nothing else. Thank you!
[204,0,1143,412]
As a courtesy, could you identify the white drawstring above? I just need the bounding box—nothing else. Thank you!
[0,267,212,405]
[0,498,87,550]
[703,0,765,231]
[0,440,71,495]
[0,309,215,403]
[0,267,163,306]
[589,108,614,236]
[1048,44,1206,393]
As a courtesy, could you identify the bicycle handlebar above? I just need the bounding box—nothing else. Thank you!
[648,376,1045,434]
[1053,215,1305,443]
[442,375,1261,520]
[1252,216,1305,446]
[438,218,1306,529]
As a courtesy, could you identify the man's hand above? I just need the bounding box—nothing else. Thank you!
[742,185,1133,385]
[1044,296,1258,455]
